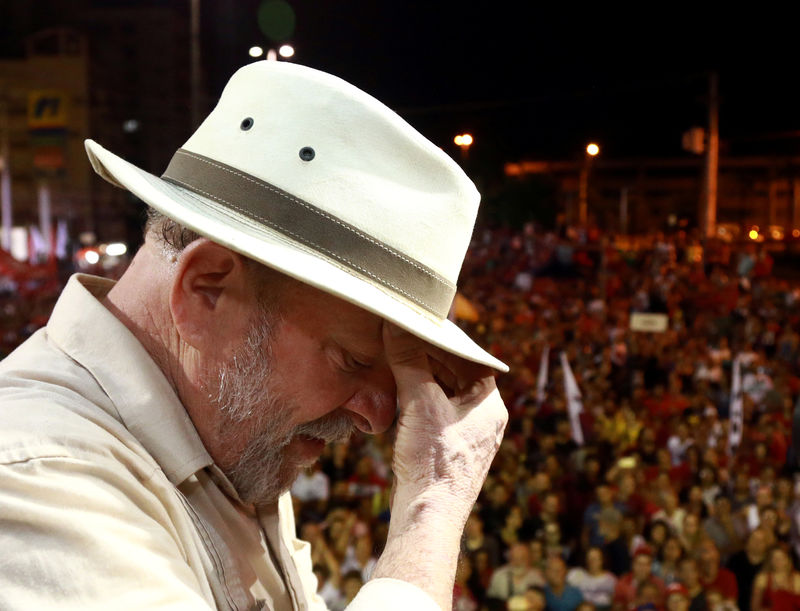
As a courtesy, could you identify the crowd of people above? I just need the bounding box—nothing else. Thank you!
[290,223,800,611]
[3,222,800,611]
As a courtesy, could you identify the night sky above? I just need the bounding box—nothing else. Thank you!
[5,1,800,165]
[204,2,800,164]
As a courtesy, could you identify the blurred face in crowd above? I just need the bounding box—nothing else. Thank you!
[747,529,768,558]
[638,582,661,608]
[699,540,720,571]
[586,547,604,574]
[769,547,792,574]
[683,513,700,538]
[760,507,779,533]
[714,496,731,519]
[510,543,531,569]
[663,537,683,563]
[596,485,613,506]
[632,553,653,582]
[649,522,668,547]
[667,592,690,611]
[661,489,678,512]
[619,472,636,498]
[542,493,559,516]
[679,558,700,588]
[545,556,567,588]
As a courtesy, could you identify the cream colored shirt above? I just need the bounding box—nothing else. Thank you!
[0,274,436,611]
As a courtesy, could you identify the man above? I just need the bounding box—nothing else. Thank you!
[583,483,625,548]
[664,582,691,611]
[543,555,583,611]
[697,539,738,607]
[703,494,746,562]
[725,528,767,611]
[678,557,708,611]
[485,542,545,608]
[600,506,632,576]
[0,61,508,610]
[613,546,665,611]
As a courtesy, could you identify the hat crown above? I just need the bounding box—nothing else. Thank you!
[181,61,480,283]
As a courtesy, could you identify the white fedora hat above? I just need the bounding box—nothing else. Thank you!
[85,61,508,372]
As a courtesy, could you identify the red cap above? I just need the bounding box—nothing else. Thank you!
[665,583,689,598]
[633,544,654,558]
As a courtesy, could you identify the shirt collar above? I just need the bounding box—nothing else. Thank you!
[46,274,213,484]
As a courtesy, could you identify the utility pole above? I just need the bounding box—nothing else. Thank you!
[0,98,11,252]
[190,0,202,129]
[702,72,719,238]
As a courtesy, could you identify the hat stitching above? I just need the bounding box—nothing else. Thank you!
[164,174,445,314]
[174,149,454,289]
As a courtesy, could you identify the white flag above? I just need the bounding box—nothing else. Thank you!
[1,153,11,252]
[55,219,69,260]
[729,355,744,454]
[536,345,549,406]
[560,351,584,445]
[37,182,52,258]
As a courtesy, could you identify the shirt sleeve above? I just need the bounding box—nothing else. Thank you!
[346,578,440,611]
[0,452,215,610]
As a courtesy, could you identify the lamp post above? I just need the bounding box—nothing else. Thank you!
[249,44,295,61]
[454,133,473,162]
[578,142,599,226]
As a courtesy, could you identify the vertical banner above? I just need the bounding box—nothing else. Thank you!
[536,345,549,406]
[1,157,11,251]
[560,351,584,445]
[37,182,52,259]
[729,355,743,454]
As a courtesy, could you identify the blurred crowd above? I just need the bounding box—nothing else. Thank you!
[290,224,800,611]
[4,222,800,611]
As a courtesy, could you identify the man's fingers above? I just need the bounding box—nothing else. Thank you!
[382,322,437,391]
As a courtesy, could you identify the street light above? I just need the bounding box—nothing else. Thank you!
[250,45,294,61]
[454,133,473,161]
[578,142,600,225]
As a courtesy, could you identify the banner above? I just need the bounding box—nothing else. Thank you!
[536,345,549,406]
[28,90,68,171]
[560,351,584,445]
[729,355,743,454]
[630,312,669,333]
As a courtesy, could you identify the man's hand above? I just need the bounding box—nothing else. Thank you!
[385,322,507,510]
[369,322,507,610]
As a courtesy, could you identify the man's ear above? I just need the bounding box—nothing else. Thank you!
[169,239,252,350]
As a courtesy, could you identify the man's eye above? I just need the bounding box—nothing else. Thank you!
[343,353,370,371]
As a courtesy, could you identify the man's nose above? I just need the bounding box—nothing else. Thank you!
[343,365,397,434]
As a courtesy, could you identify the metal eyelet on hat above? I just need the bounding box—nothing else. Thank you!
[299,146,315,161]
[240,117,254,131]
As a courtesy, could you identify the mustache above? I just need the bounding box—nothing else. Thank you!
[291,410,356,445]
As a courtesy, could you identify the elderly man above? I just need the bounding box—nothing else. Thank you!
[0,62,508,610]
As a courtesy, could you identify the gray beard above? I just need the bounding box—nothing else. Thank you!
[209,311,354,505]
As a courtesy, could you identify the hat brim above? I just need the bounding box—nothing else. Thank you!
[85,140,509,372]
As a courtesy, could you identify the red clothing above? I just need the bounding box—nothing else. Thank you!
[614,574,665,610]
[701,567,738,601]
[761,574,800,611]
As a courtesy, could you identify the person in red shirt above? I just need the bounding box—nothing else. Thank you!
[698,539,738,605]
[613,545,665,611]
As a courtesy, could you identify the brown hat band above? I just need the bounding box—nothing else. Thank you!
[162,149,455,318]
